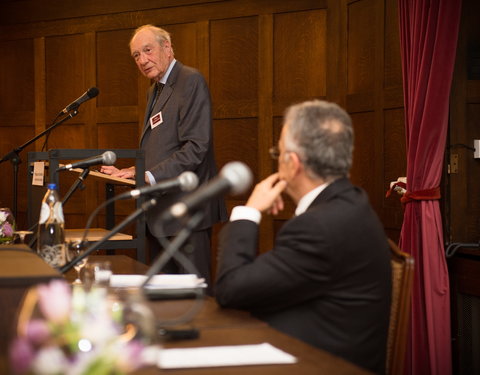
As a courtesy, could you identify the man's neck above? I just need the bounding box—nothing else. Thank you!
[290,175,326,204]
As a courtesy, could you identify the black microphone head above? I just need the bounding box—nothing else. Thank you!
[220,161,253,195]
[178,171,199,192]
[102,151,117,166]
[87,87,99,99]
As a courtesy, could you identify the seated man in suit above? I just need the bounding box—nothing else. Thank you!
[215,100,391,374]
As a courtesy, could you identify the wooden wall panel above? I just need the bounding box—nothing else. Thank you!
[96,29,138,107]
[0,39,35,114]
[46,124,87,150]
[273,9,327,114]
[45,34,88,122]
[384,0,402,90]
[163,23,199,71]
[210,17,259,119]
[213,118,259,189]
[347,0,376,96]
[383,108,406,199]
[0,38,36,223]
[350,111,376,194]
[0,0,222,25]
[97,123,140,151]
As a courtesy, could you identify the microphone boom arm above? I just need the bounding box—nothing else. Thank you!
[59,197,156,273]
[61,167,90,205]
[142,210,205,287]
[0,110,78,219]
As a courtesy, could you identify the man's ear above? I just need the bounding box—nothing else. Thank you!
[289,152,303,177]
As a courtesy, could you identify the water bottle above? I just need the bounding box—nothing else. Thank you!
[37,183,66,268]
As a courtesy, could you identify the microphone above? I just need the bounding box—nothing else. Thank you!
[163,161,252,221]
[118,171,199,199]
[61,87,99,114]
[57,151,117,171]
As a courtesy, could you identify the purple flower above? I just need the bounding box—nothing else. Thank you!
[25,319,51,346]
[2,221,14,237]
[9,337,35,375]
[37,280,72,324]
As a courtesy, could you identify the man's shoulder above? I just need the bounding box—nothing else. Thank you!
[173,61,204,79]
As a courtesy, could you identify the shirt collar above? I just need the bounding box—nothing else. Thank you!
[159,59,176,85]
[295,182,329,216]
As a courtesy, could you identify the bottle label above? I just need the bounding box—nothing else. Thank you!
[54,202,65,223]
[38,202,64,224]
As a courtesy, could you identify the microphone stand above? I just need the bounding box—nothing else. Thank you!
[61,167,90,205]
[59,197,157,273]
[0,110,78,218]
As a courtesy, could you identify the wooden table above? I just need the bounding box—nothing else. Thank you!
[71,255,373,375]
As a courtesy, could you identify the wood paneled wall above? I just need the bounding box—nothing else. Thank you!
[0,0,406,261]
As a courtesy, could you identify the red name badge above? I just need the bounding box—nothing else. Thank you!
[150,111,163,129]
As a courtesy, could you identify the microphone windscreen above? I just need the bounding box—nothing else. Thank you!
[179,171,199,192]
[221,161,253,195]
[102,151,117,166]
[87,87,99,99]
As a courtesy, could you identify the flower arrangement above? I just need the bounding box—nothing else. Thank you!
[0,207,15,243]
[9,280,155,375]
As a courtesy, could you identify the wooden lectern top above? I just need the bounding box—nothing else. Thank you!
[68,168,135,186]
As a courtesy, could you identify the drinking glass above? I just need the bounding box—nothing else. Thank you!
[86,260,112,287]
[66,240,88,285]
[13,230,33,244]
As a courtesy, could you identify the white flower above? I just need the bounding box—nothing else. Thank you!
[0,211,7,222]
[31,346,67,375]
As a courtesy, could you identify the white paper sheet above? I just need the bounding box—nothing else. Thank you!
[157,342,297,369]
[109,274,206,289]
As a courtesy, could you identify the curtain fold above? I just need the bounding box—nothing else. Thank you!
[397,0,462,374]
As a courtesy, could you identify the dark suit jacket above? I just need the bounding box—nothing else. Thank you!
[215,178,391,374]
[140,61,227,237]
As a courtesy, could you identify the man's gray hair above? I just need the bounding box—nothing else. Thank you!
[283,100,354,180]
[130,24,172,48]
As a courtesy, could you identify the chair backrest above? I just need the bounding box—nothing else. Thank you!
[386,239,414,375]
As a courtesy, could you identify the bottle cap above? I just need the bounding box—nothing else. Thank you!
[47,183,57,190]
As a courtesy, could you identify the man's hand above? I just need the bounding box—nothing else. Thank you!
[100,165,136,179]
[246,173,287,215]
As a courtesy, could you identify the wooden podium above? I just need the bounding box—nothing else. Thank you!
[0,245,61,374]
[27,149,147,262]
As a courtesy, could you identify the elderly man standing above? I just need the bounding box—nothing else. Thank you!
[102,25,226,287]
[215,100,391,374]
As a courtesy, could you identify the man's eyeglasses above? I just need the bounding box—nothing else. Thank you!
[269,146,280,160]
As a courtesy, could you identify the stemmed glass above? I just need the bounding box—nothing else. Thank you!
[66,240,88,285]
[13,230,33,244]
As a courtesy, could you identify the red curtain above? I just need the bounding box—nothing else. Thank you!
[397,0,462,374]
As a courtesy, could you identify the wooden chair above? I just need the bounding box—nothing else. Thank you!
[386,239,414,375]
